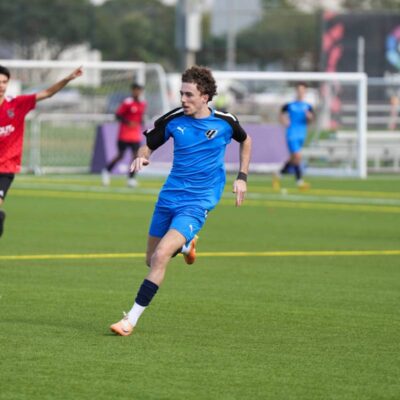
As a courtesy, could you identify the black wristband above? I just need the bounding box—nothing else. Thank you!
[236,172,248,182]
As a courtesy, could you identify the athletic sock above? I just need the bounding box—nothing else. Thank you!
[171,246,182,258]
[127,279,159,326]
[0,210,5,238]
[181,241,191,254]
[280,161,291,174]
[294,165,302,181]
[127,303,146,326]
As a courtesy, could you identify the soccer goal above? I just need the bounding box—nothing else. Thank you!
[0,59,169,174]
[212,71,368,178]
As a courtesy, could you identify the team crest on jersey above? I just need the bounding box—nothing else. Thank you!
[7,109,15,118]
[205,129,218,139]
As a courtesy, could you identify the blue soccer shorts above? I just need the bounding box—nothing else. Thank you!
[149,204,208,244]
[287,137,305,153]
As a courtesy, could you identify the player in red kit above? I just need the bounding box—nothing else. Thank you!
[101,82,146,188]
[0,65,83,237]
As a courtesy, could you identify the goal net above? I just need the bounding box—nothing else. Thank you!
[211,71,368,178]
[1,60,169,174]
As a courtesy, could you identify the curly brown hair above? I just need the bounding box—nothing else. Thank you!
[181,65,217,102]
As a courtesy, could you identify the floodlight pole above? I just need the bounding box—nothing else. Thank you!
[176,0,203,70]
[226,1,237,70]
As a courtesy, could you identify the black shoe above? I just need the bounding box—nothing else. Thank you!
[0,210,6,237]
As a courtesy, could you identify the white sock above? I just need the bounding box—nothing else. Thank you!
[181,242,190,254]
[127,302,146,326]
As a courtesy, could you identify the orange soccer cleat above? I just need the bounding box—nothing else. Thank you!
[183,235,198,265]
[297,180,311,191]
[110,312,134,336]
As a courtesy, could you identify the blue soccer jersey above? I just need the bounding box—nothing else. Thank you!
[144,107,247,210]
[281,101,314,140]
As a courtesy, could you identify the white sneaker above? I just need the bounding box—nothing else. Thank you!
[297,180,311,190]
[127,178,138,188]
[101,168,110,186]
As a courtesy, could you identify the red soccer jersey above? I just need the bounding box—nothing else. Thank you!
[116,97,147,143]
[0,94,36,173]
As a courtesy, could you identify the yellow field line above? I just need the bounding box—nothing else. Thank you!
[1,249,400,261]
[10,189,400,214]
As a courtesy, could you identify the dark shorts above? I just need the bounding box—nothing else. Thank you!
[117,141,140,154]
[0,173,15,200]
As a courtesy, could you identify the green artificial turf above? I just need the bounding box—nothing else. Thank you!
[0,174,399,399]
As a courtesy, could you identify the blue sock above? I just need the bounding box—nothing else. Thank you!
[135,279,159,307]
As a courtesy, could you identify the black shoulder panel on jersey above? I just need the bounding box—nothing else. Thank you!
[281,103,289,113]
[214,110,248,143]
[144,107,184,150]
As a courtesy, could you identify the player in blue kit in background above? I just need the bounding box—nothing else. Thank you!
[110,65,252,336]
[273,82,314,190]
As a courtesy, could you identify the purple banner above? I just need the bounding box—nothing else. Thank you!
[90,122,289,174]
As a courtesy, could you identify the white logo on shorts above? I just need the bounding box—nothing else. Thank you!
[0,190,4,197]
[189,224,193,233]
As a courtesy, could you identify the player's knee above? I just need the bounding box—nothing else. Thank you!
[293,155,301,165]
[150,246,170,267]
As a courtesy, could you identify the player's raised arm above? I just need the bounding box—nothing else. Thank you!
[233,134,252,207]
[35,66,83,102]
[130,145,152,172]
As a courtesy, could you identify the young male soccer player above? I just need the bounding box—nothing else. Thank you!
[0,65,83,237]
[101,82,147,188]
[273,82,314,190]
[110,65,252,336]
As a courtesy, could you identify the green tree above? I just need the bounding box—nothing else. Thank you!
[236,9,318,70]
[93,0,179,69]
[343,0,400,10]
[0,0,92,59]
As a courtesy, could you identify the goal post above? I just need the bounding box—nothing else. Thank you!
[212,71,368,179]
[0,59,169,174]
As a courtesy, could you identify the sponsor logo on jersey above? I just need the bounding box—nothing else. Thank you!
[205,129,218,139]
[176,126,186,135]
[0,124,15,137]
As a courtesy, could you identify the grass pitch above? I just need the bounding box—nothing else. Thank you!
[0,174,399,400]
